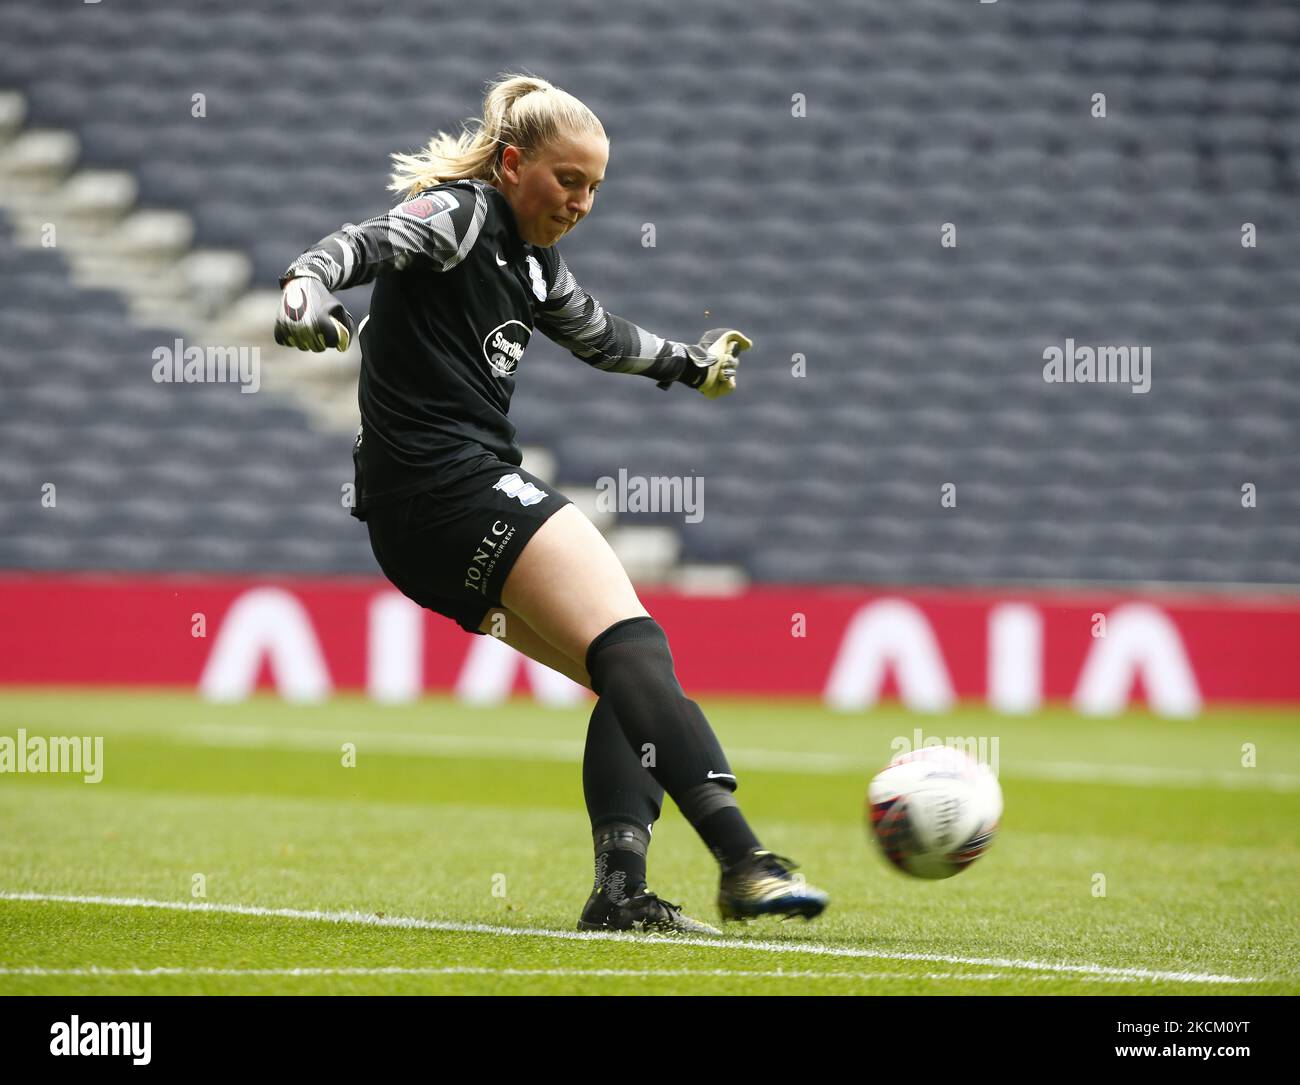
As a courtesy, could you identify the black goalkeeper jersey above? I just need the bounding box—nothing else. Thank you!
[280,178,694,520]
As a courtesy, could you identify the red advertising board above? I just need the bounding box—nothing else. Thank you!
[0,574,1297,714]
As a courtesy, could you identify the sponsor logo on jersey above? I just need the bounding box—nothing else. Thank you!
[481,320,531,378]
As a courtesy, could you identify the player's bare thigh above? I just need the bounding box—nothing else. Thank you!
[497,502,649,666]
[475,605,594,691]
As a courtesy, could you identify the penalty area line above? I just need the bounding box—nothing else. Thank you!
[0,890,1259,986]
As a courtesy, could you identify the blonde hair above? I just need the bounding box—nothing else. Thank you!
[389,72,607,199]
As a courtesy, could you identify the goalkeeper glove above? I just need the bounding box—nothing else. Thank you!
[274,273,357,352]
[658,328,753,397]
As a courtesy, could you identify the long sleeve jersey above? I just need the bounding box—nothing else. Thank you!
[279,178,694,520]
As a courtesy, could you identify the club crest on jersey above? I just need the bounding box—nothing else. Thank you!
[398,192,456,220]
[481,320,531,378]
[525,255,547,302]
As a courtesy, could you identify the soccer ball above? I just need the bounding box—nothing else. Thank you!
[866,745,1002,879]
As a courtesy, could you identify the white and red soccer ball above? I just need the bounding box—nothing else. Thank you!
[866,745,1003,879]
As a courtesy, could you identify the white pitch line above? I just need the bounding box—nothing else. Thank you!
[172,723,1300,792]
[0,965,1132,983]
[0,891,1259,986]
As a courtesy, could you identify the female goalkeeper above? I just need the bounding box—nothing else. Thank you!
[274,73,828,934]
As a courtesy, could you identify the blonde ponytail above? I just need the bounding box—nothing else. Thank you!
[389,71,606,199]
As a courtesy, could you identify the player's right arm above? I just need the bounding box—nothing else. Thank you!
[274,184,486,352]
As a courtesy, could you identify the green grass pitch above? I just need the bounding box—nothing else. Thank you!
[0,689,1297,995]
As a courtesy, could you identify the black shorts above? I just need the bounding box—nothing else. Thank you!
[364,456,573,635]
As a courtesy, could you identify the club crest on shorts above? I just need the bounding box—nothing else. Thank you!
[493,473,548,506]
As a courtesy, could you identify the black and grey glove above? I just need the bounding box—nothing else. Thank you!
[658,328,753,396]
[274,273,357,352]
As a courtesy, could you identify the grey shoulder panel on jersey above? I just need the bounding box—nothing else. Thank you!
[280,181,487,289]
[386,181,487,274]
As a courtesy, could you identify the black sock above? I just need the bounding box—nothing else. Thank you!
[696,808,763,869]
[591,824,649,904]
[585,617,763,869]
[583,696,663,835]
[582,695,663,901]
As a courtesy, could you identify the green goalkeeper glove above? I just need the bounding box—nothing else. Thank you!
[658,328,753,397]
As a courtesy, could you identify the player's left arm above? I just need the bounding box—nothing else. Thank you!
[534,250,751,397]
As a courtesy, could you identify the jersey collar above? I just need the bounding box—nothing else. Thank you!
[479,180,529,264]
